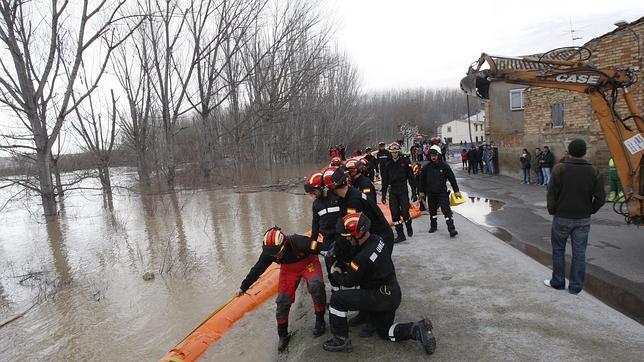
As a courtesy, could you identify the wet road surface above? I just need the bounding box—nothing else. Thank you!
[450,163,644,324]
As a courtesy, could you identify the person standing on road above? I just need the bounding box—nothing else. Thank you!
[483,144,495,175]
[363,147,377,181]
[461,148,468,170]
[477,145,485,173]
[544,139,606,295]
[540,145,555,185]
[376,142,391,180]
[608,158,624,202]
[238,227,327,351]
[419,145,461,237]
[467,147,478,175]
[322,213,436,355]
[520,148,531,184]
[381,142,416,243]
[534,148,543,185]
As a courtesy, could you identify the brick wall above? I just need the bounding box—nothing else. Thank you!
[516,19,643,179]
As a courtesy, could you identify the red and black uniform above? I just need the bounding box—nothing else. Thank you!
[312,192,343,289]
[240,235,326,331]
[351,173,377,204]
[381,155,416,239]
[338,187,394,253]
[327,233,418,342]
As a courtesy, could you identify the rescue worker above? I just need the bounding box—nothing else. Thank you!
[322,213,436,354]
[346,158,376,204]
[419,145,461,237]
[376,141,391,180]
[238,227,327,351]
[363,147,376,181]
[322,166,395,250]
[381,142,416,242]
[306,171,342,291]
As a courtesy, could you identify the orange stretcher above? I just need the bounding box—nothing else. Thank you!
[161,202,421,362]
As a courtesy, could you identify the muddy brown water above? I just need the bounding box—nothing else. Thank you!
[0,168,314,360]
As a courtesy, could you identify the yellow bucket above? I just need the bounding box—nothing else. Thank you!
[450,192,466,207]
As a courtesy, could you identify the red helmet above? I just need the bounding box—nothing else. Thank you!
[263,226,286,255]
[345,158,359,172]
[330,157,342,166]
[322,166,347,190]
[338,213,371,238]
[304,172,324,193]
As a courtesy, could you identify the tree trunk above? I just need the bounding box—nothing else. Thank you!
[136,148,150,185]
[99,165,112,194]
[50,156,64,198]
[37,151,57,216]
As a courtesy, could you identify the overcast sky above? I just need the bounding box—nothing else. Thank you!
[328,0,643,91]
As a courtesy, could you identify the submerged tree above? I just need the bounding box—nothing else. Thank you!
[0,0,140,216]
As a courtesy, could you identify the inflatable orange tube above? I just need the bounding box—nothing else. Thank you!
[161,203,422,362]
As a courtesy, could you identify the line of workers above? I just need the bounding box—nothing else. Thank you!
[237,141,462,355]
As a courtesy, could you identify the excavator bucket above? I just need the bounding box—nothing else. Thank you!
[460,70,491,100]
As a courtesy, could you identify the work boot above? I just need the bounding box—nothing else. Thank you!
[411,319,436,355]
[359,322,376,338]
[277,323,291,352]
[313,313,326,337]
[405,219,413,237]
[428,217,438,233]
[323,336,353,352]
[449,228,458,237]
[348,312,367,326]
[394,224,406,243]
[446,218,457,237]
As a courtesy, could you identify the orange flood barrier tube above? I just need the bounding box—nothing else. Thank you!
[161,202,422,362]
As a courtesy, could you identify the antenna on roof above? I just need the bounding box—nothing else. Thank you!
[569,17,583,46]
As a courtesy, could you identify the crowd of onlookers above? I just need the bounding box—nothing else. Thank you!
[519,146,555,185]
[459,144,497,176]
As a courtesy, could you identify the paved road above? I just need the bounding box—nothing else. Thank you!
[212,214,644,361]
[450,162,643,323]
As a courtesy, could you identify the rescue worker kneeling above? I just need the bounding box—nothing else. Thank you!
[238,227,327,352]
[323,213,436,354]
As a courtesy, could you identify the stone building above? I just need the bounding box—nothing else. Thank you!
[485,17,643,179]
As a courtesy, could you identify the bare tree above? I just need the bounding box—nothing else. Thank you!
[72,78,118,196]
[112,22,154,185]
[0,0,140,216]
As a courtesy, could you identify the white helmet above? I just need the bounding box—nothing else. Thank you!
[429,145,442,155]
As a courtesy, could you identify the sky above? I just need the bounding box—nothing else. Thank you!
[328,0,644,91]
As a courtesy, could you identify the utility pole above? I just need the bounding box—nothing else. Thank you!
[466,94,473,144]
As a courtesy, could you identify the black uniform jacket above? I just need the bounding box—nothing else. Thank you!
[376,149,391,172]
[339,187,390,238]
[381,156,415,196]
[351,174,376,204]
[311,193,342,242]
[419,160,459,194]
[330,233,397,290]
[364,154,376,175]
[239,234,322,292]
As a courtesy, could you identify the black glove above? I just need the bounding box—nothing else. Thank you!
[411,193,418,202]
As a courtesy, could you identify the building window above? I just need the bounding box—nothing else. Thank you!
[446,137,453,143]
[475,136,479,142]
[551,102,564,128]
[509,89,525,111]
[447,126,452,133]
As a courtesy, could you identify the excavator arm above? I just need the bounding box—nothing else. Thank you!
[461,48,643,224]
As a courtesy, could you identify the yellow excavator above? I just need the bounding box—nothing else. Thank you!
[460,47,643,224]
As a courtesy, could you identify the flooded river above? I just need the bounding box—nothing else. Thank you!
[0,168,313,360]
